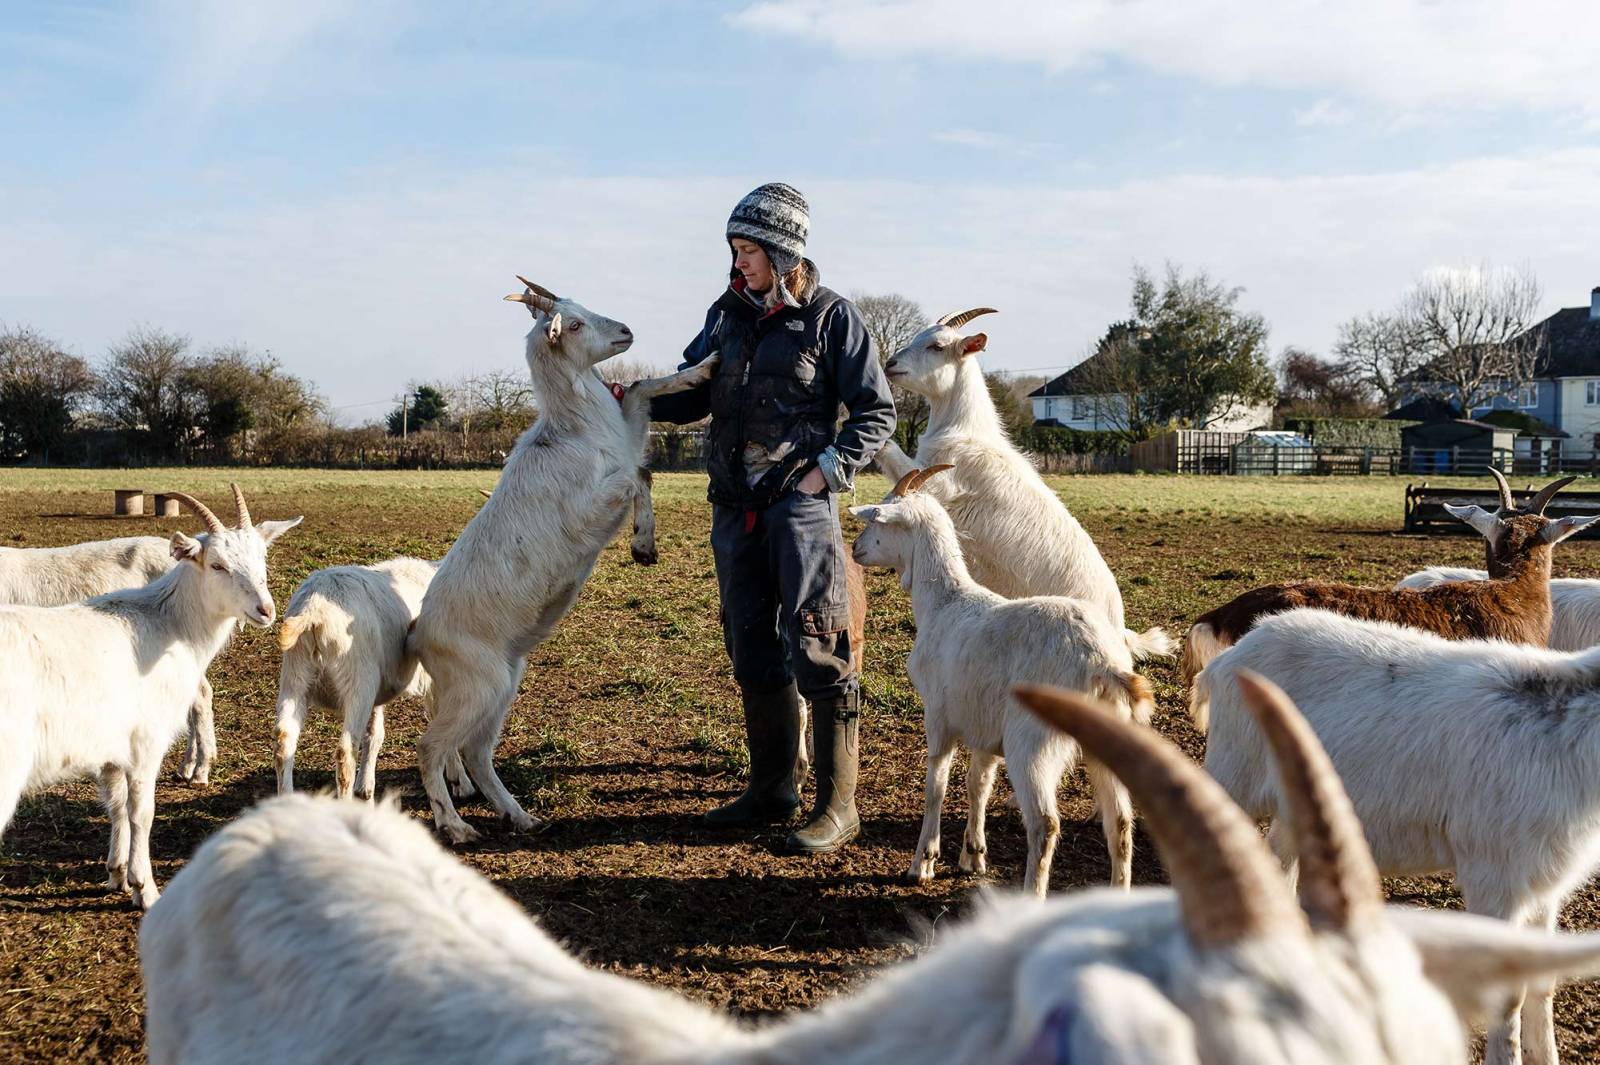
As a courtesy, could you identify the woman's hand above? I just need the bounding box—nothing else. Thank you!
[797,467,827,495]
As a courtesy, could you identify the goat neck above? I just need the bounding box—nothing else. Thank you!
[526,356,619,436]
[91,557,236,660]
[923,358,1004,446]
[901,500,984,615]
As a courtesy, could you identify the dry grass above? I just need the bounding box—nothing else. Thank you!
[2,469,1599,1061]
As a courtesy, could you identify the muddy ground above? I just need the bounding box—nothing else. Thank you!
[2,470,1598,1061]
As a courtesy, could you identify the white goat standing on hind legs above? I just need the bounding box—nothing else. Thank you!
[141,673,1600,1064]
[875,308,1168,661]
[0,485,299,910]
[408,277,718,844]
[850,465,1154,894]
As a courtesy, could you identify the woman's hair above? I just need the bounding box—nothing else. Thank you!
[740,259,816,310]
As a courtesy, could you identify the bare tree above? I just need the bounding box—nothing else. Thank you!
[597,357,670,386]
[1335,265,1545,414]
[97,327,196,459]
[1276,346,1376,418]
[455,369,536,433]
[853,291,929,449]
[1331,312,1426,410]
[1404,265,1545,414]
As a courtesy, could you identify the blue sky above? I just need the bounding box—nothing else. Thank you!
[3,1,1596,418]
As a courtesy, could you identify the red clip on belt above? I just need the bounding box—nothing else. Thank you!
[744,510,758,534]
[610,382,626,403]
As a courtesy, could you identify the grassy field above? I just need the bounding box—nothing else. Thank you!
[3,469,1599,1061]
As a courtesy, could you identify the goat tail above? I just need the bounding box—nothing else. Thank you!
[1124,625,1175,661]
[1180,621,1229,687]
[277,613,314,654]
[1093,668,1156,728]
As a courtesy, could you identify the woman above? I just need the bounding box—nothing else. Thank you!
[652,183,896,853]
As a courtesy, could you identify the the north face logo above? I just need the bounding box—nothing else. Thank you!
[785,320,804,331]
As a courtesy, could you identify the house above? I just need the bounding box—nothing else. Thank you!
[1027,353,1273,433]
[1396,286,1600,457]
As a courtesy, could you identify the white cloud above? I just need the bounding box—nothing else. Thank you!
[3,150,1596,413]
[933,128,1005,149]
[1294,99,1355,128]
[730,1,1600,117]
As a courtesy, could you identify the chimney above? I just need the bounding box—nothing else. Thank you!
[1592,286,1600,322]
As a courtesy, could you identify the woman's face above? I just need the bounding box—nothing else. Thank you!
[730,238,774,293]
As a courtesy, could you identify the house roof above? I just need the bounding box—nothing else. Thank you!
[1528,302,1600,378]
[1384,396,1459,422]
[1476,409,1569,438]
[1028,356,1102,398]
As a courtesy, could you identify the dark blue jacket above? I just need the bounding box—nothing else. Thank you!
[652,274,896,510]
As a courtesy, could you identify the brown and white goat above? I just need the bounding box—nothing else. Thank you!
[1183,470,1599,703]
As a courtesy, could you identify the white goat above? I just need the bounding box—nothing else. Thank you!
[408,277,717,843]
[876,309,1165,660]
[0,487,298,909]
[0,533,219,784]
[1398,566,1600,651]
[852,466,1161,894]
[141,676,1600,1064]
[274,556,439,801]
[1197,608,1600,1065]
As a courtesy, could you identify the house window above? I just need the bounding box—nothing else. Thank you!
[1588,381,1600,407]
[1516,383,1538,408]
[1071,396,1088,420]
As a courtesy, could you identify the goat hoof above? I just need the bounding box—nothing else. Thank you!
[903,868,934,886]
[131,884,159,911]
[441,822,481,846]
[450,779,477,800]
[503,812,544,833]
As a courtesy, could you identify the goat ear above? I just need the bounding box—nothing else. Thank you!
[961,333,988,356]
[1387,908,1600,1024]
[1443,503,1500,540]
[170,532,204,565]
[1542,514,1600,544]
[848,504,887,524]
[545,312,563,345]
[256,516,303,546]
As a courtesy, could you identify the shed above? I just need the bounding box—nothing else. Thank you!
[1400,419,1518,474]
[1230,430,1314,475]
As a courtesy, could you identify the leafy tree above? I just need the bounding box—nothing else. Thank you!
[388,384,449,435]
[0,325,97,461]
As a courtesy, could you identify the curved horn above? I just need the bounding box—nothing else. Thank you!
[1529,475,1577,516]
[935,307,998,330]
[1233,671,1383,935]
[1485,465,1516,511]
[229,482,252,530]
[503,275,557,313]
[891,469,923,497]
[1014,683,1304,948]
[166,491,227,537]
[906,463,954,493]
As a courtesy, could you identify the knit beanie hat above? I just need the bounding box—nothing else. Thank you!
[726,182,809,278]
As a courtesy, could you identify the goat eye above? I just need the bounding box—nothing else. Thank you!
[569,320,583,331]
[210,563,227,572]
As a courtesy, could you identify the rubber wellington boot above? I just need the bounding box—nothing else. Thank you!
[702,683,803,827]
[786,690,860,853]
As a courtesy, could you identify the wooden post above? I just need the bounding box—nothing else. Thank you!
[152,493,181,518]
[113,489,145,516]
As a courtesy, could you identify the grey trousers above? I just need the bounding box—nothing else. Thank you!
[712,487,857,701]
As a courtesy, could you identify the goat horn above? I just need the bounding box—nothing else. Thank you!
[906,463,954,493]
[229,482,252,530]
[166,491,227,537]
[1014,683,1305,948]
[935,307,998,329]
[1529,475,1577,516]
[1233,671,1383,935]
[891,469,922,497]
[503,275,557,313]
[1485,466,1516,511]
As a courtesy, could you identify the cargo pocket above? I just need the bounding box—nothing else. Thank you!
[799,604,850,637]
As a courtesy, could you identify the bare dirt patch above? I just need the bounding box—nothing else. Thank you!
[2,471,1598,1061]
